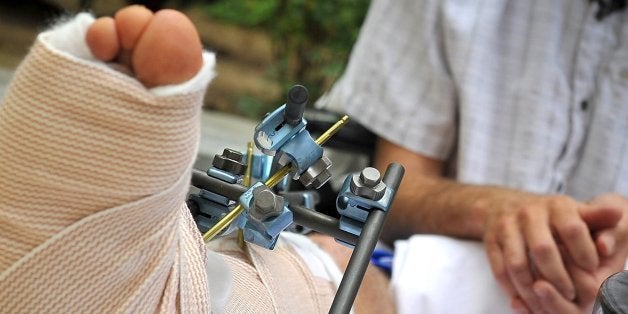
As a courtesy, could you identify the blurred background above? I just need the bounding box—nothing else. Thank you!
[0,0,370,119]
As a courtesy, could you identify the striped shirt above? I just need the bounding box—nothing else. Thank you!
[325,0,628,200]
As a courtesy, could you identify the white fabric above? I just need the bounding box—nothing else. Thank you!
[281,232,345,289]
[45,13,98,62]
[321,0,628,313]
[392,236,512,314]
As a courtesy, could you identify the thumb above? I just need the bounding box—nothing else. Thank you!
[579,206,623,231]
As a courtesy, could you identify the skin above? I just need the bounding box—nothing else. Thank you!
[375,137,628,313]
[86,5,203,87]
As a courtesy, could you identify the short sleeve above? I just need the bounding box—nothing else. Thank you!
[325,0,457,160]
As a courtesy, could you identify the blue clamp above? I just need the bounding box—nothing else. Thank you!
[191,149,245,235]
[254,104,307,155]
[335,171,395,247]
[254,104,323,178]
[238,182,294,249]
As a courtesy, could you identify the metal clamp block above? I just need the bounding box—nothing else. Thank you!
[254,104,307,155]
[239,182,294,249]
[335,168,395,243]
[273,130,324,179]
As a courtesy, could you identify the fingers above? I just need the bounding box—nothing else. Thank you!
[564,256,600,308]
[532,280,581,314]
[511,296,531,314]
[485,232,516,297]
[551,202,599,271]
[499,213,543,312]
[520,203,576,301]
[579,205,623,231]
[485,194,618,313]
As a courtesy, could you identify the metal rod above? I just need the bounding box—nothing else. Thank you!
[191,169,247,200]
[315,115,349,146]
[290,204,358,245]
[329,163,405,314]
[201,115,350,243]
[243,142,253,187]
[239,142,255,248]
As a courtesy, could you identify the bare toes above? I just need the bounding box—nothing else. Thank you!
[86,17,119,62]
[132,9,203,87]
[114,5,154,50]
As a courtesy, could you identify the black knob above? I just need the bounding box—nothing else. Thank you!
[284,85,308,125]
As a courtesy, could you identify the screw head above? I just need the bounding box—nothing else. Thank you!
[251,185,285,221]
[350,167,386,200]
[359,167,381,187]
[254,189,276,212]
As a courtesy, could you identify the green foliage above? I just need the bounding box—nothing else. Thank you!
[204,0,370,114]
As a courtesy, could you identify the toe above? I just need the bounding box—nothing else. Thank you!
[114,5,154,51]
[86,17,120,61]
[132,9,203,87]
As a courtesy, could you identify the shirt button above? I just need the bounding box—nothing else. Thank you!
[557,182,564,192]
[580,100,588,111]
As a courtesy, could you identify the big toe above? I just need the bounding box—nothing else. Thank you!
[132,9,203,87]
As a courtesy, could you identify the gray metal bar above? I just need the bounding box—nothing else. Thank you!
[290,204,358,245]
[191,168,247,200]
[329,163,405,314]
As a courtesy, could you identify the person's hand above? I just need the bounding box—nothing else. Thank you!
[482,192,620,313]
[528,193,628,313]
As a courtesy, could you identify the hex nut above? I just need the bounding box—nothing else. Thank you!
[212,148,246,175]
[250,185,285,221]
[350,167,386,200]
[299,156,332,189]
[222,148,244,161]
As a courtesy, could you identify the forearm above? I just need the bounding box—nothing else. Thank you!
[374,138,533,243]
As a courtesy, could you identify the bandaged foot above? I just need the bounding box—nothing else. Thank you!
[0,6,213,312]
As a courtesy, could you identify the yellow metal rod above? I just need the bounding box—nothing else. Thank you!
[202,115,350,242]
[315,115,349,146]
[238,142,254,248]
[243,142,253,187]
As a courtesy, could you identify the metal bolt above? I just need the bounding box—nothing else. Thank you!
[350,167,386,200]
[222,148,243,162]
[212,148,246,175]
[251,185,285,221]
[299,156,332,189]
[359,167,381,187]
[255,190,275,212]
